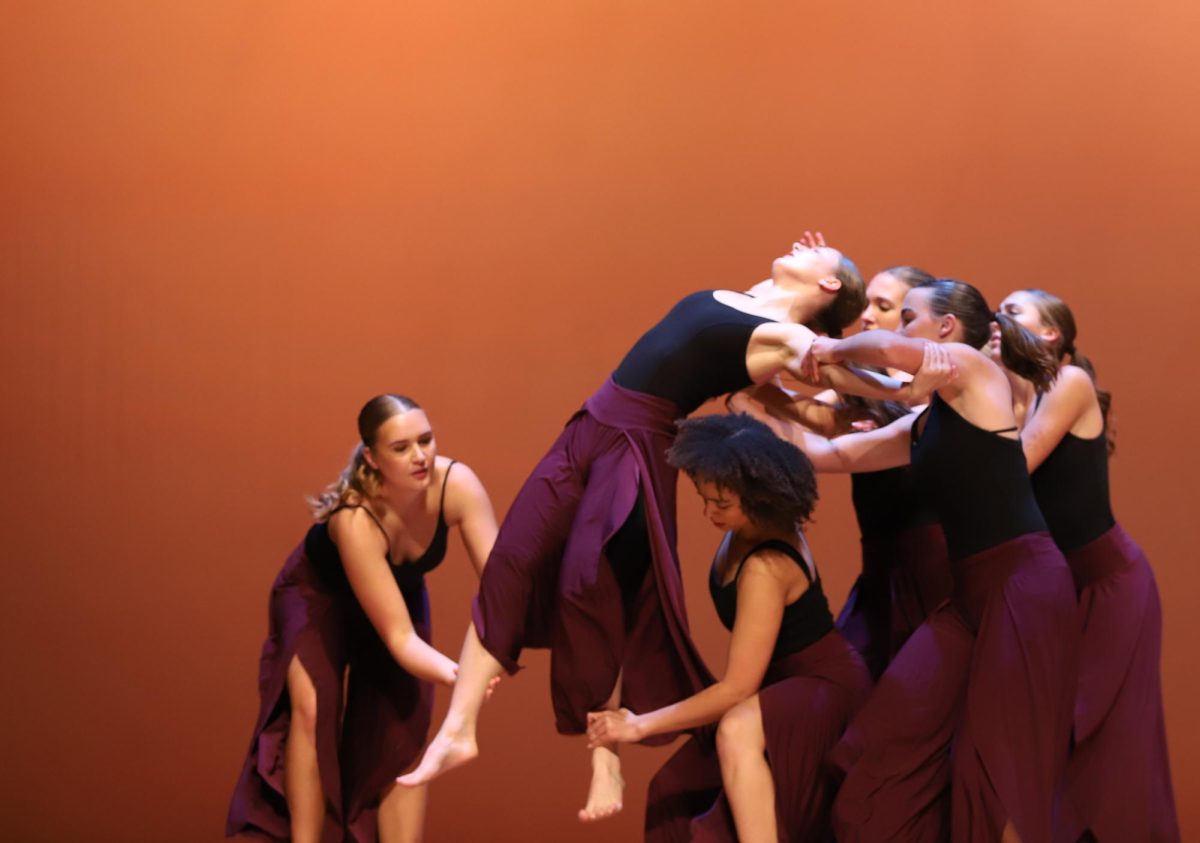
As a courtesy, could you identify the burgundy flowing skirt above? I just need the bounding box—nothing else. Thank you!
[1055,524,1179,843]
[832,532,1079,843]
[836,523,952,680]
[472,379,714,737]
[226,541,434,842]
[644,631,871,843]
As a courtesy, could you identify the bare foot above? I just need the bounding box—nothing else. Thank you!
[577,745,624,823]
[397,730,478,787]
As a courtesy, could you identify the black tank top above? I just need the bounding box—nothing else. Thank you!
[612,291,774,415]
[709,538,834,662]
[910,396,1046,560]
[851,467,939,539]
[1030,405,1115,551]
[305,461,457,592]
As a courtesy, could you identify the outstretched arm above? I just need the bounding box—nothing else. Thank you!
[807,331,928,375]
[752,323,927,405]
[585,552,792,743]
[445,463,499,578]
[730,388,917,473]
[815,363,916,403]
[733,381,845,437]
[802,337,962,407]
[332,509,458,686]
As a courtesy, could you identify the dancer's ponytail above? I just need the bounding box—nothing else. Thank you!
[994,312,1059,393]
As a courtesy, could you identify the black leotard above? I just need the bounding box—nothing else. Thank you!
[612,291,774,415]
[305,461,457,591]
[1029,400,1114,551]
[911,396,1046,560]
[851,467,939,539]
[709,539,834,662]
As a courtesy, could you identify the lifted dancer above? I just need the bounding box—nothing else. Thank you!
[400,234,923,822]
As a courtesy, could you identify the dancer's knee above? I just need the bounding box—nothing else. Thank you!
[716,697,763,763]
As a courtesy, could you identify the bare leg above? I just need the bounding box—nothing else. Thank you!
[377,780,428,843]
[398,623,502,786]
[717,695,778,843]
[1001,820,1022,843]
[578,671,625,822]
[285,655,324,843]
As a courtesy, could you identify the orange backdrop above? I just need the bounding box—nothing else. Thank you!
[3,2,1198,840]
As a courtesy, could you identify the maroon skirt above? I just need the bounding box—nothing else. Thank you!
[832,532,1079,843]
[644,631,871,843]
[1054,524,1179,843]
[472,379,714,738]
[836,523,952,680]
[226,540,434,842]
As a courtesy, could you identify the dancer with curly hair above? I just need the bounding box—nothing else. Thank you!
[587,412,872,842]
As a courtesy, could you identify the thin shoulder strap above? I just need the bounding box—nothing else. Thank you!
[336,503,390,550]
[936,392,1020,435]
[738,539,817,585]
[438,460,458,519]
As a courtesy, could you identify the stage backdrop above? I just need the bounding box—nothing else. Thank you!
[3,2,1198,840]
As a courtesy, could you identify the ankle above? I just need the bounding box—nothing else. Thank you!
[591,745,620,768]
[439,716,475,739]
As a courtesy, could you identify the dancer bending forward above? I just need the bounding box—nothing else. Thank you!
[227,395,497,843]
[588,412,877,842]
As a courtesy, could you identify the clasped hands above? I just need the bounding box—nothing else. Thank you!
[586,708,644,748]
[798,338,958,402]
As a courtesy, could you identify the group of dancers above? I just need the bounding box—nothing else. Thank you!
[226,233,1177,842]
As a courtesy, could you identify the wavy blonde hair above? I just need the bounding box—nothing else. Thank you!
[308,394,422,522]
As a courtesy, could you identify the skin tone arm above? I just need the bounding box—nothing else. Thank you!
[730,380,845,437]
[790,412,917,474]
[806,332,1022,432]
[751,323,948,407]
[816,363,924,404]
[729,341,955,475]
[731,392,918,474]
[773,394,843,436]
[1018,366,1104,471]
[585,552,796,743]
[444,463,499,577]
[332,508,458,686]
[728,342,956,473]
[805,330,928,375]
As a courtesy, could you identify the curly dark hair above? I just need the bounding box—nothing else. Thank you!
[667,413,819,530]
